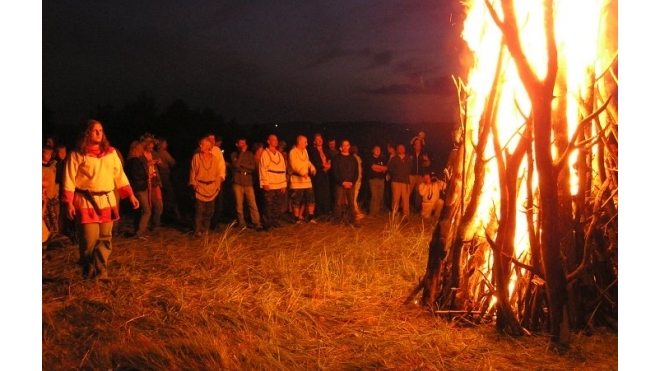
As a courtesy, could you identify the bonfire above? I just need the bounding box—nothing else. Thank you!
[42,0,617,368]
[416,0,618,352]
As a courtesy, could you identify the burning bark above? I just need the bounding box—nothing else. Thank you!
[415,0,618,352]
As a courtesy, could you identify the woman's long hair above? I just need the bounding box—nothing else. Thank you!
[75,119,111,154]
[127,140,144,159]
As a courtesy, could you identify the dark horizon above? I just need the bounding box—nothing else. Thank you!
[43,97,458,182]
[42,94,459,129]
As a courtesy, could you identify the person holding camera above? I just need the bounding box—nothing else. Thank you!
[418,172,447,222]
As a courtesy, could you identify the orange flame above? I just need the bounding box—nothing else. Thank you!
[460,0,616,300]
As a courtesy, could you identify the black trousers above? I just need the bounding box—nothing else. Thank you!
[263,189,285,227]
[312,171,332,215]
[210,187,225,228]
[333,185,356,223]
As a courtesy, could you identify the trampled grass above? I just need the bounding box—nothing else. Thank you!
[42,213,617,370]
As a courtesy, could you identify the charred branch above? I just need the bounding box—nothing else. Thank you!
[553,94,613,171]
[484,231,541,277]
[566,178,610,283]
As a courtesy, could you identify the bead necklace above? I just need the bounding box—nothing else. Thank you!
[266,148,282,165]
[295,147,308,162]
[200,152,213,171]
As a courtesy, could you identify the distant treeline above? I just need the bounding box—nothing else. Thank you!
[43,94,457,171]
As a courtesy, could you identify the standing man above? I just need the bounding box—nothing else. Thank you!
[326,137,339,212]
[259,134,288,229]
[327,138,339,159]
[189,137,224,237]
[388,144,412,218]
[63,119,139,279]
[350,144,365,219]
[383,142,396,212]
[208,133,227,229]
[230,137,262,230]
[409,138,431,213]
[289,135,317,223]
[309,133,332,218]
[332,140,359,226]
[366,144,388,216]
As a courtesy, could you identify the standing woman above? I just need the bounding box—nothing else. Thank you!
[127,135,163,238]
[139,134,164,232]
[63,120,139,279]
[309,134,332,218]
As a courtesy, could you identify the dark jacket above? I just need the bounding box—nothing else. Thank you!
[127,154,162,191]
[230,150,257,187]
[127,157,149,192]
[387,155,412,184]
[332,153,358,185]
[365,155,387,180]
[409,151,430,176]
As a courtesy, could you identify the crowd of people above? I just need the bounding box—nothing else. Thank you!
[42,120,450,279]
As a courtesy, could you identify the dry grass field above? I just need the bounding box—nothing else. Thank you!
[42,213,618,370]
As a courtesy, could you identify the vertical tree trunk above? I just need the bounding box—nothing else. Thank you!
[489,65,527,335]
[498,0,570,349]
[552,57,584,330]
[534,101,571,350]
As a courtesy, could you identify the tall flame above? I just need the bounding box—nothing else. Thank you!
[459,0,616,300]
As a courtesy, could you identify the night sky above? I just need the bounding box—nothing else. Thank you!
[43,0,470,126]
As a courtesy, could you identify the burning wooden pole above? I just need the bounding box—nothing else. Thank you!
[415,0,617,352]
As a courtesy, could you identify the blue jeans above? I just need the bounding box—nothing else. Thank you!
[135,187,163,235]
[233,184,261,227]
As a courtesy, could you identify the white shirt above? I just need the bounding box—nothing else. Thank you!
[211,146,226,181]
[418,180,446,204]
